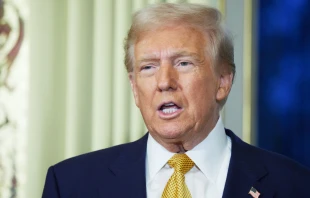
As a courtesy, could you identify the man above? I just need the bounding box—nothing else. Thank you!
[42,3,310,198]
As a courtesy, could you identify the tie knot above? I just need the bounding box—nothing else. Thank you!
[168,154,194,174]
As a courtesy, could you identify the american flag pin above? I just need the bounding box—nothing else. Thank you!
[249,187,260,198]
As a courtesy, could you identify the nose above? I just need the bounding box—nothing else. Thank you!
[156,63,178,92]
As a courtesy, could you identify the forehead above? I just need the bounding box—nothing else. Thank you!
[134,25,208,60]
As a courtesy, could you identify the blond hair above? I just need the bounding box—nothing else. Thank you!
[124,3,235,80]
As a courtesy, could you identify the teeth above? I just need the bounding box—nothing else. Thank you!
[162,107,178,114]
[164,102,175,106]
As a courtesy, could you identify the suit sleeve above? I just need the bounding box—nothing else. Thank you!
[42,166,60,198]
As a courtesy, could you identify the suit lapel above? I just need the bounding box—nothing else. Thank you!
[103,133,148,198]
[223,130,275,198]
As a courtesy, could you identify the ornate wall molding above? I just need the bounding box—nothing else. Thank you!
[0,0,27,197]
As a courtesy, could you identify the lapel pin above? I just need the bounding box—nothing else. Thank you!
[249,187,260,198]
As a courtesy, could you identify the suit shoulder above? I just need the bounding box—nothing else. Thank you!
[53,141,136,170]
[43,134,148,196]
[240,139,310,176]
[49,133,148,177]
[227,129,310,174]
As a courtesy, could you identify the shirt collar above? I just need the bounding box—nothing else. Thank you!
[146,116,227,183]
[186,117,228,183]
[146,133,175,183]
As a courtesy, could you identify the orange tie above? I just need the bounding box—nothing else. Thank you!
[162,154,194,198]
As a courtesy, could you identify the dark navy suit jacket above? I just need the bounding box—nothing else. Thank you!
[42,130,310,198]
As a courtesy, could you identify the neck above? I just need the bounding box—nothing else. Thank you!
[151,115,219,153]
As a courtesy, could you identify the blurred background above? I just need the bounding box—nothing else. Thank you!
[0,0,309,197]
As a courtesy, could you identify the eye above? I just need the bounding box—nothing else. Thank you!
[175,60,194,72]
[179,61,191,66]
[177,61,193,67]
[139,64,157,76]
[142,65,153,70]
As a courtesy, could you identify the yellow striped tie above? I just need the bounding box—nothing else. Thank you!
[162,154,194,198]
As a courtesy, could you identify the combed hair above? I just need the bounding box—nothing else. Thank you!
[124,3,235,80]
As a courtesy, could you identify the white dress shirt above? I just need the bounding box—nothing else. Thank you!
[146,117,232,198]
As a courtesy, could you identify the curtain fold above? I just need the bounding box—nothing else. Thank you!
[111,0,132,145]
[91,0,114,150]
[27,1,68,197]
[65,0,94,158]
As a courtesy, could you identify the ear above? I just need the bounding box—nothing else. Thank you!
[129,72,140,108]
[216,71,233,102]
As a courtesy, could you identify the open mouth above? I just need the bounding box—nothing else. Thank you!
[158,102,182,115]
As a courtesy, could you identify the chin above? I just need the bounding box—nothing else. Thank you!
[155,125,187,140]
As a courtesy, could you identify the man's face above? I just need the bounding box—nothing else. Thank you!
[129,25,230,149]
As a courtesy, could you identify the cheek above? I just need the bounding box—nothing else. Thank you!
[136,79,157,107]
[185,73,216,95]
[185,76,217,110]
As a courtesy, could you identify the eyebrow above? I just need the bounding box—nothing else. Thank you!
[137,51,201,64]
